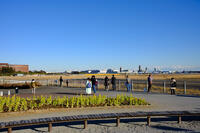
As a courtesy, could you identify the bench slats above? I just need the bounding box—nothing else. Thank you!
[0,110,200,130]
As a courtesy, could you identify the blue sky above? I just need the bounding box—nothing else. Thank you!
[0,0,200,72]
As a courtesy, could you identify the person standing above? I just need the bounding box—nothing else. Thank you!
[104,76,109,91]
[31,79,36,94]
[66,79,69,87]
[147,74,152,93]
[59,76,63,87]
[91,75,96,93]
[111,75,116,91]
[86,78,92,94]
[126,75,131,92]
[170,78,176,95]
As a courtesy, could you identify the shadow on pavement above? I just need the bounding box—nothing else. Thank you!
[176,94,200,98]
[151,125,193,132]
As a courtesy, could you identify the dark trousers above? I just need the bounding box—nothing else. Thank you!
[171,89,176,95]
[112,84,116,90]
[148,84,152,92]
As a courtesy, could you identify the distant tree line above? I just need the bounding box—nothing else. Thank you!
[0,67,47,76]
[0,67,15,75]
[29,70,46,75]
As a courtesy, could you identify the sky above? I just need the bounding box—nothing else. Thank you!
[0,0,200,72]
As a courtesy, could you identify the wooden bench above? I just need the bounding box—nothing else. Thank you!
[0,110,200,133]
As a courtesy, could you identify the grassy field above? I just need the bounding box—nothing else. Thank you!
[1,73,200,81]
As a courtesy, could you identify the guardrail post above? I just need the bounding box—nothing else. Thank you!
[116,117,120,127]
[163,81,166,93]
[84,120,87,129]
[184,81,187,94]
[147,116,151,126]
[178,116,182,124]
[118,80,120,91]
[8,90,10,96]
[48,123,52,132]
[131,80,133,92]
[8,127,12,133]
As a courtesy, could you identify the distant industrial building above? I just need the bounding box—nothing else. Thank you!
[0,63,29,73]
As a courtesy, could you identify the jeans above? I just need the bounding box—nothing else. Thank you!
[92,85,96,93]
[126,84,131,92]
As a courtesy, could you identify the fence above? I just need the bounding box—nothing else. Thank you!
[0,78,199,95]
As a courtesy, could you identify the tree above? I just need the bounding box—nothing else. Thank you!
[0,67,15,74]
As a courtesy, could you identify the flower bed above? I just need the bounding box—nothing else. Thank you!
[0,94,149,112]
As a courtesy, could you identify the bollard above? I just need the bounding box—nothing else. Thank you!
[84,120,87,129]
[48,123,52,132]
[147,116,151,126]
[116,117,120,127]
[8,90,11,96]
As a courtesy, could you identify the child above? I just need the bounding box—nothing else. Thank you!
[86,78,92,95]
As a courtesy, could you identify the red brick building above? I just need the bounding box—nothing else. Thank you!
[0,63,29,73]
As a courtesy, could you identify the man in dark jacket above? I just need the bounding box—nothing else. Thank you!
[111,75,116,90]
[147,74,152,92]
[104,76,109,91]
[59,76,63,87]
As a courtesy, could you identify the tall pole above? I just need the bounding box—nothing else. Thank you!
[184,81,187,94]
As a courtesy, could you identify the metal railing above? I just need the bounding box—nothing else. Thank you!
[0,78,200,95]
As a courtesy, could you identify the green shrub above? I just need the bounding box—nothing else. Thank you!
[0,94,149,112]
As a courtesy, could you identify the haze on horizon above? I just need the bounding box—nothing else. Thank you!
[0,0,200,72]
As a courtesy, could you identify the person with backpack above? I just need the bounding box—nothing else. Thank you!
[91,75,96,93]
[86,78,92,94]
[170,78,176,95]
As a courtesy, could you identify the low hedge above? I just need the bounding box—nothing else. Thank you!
[0,94,149,112]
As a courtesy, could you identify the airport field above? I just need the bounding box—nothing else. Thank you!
[1,73,200,80]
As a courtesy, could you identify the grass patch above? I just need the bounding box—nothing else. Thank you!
[0,94,149,113]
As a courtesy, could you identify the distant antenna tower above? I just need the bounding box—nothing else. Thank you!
[138,65,142,72]
[120,67,122,72]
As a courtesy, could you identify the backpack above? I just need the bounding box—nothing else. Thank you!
[86,82,91,88]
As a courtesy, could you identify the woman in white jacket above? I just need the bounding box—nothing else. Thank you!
[86,78,92,95]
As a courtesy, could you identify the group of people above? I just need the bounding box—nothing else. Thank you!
[30,75,177,95]
[85,75,118,94]
[147,74,177,95]
[85,75,98,94]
